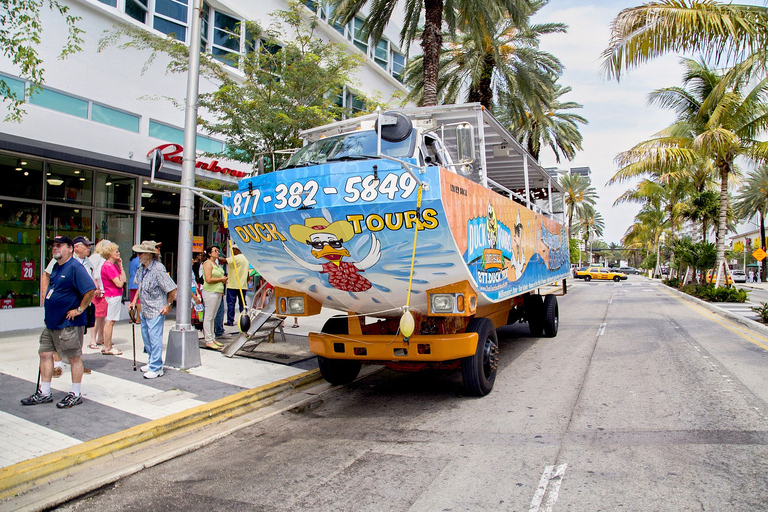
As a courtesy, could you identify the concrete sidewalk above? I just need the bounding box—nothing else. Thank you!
[0,307,341,486]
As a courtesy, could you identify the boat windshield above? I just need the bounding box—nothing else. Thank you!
[280,129,417,169]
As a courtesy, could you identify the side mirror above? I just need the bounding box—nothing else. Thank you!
[456,123,475,164]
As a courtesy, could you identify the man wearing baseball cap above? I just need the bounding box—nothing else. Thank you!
[42,234,96,376]
[22,235,96,408]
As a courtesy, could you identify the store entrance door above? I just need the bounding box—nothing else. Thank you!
[140,216,179,281]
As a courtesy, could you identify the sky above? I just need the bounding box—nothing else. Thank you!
[532,0,764,244]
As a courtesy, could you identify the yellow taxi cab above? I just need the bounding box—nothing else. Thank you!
[705,269,733,285]
[575,267,628,282]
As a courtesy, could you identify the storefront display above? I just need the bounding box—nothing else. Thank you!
[0,201,42,308]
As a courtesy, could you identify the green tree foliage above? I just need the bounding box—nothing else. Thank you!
[403,7,565,111]
[100,2,364,169]
[0,0,84,121]
[328,0,532,106]
[559,173,597,242]
[734,165,768,280]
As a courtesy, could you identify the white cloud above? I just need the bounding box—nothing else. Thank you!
[530,0,763,243]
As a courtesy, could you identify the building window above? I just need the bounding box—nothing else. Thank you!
[0,75,26,102]
[201,2,210,53]
[0,154,43,200]
[211,11,241,67]
[95,173,136,211]
[149,120,224,153]
[91,104,140,133]
[154,0,188,41]
[29,88,88,119]
[45,165,93,206]
[0,200,43,308]
[351,18,368,54]
[374,39,388,70]
[125,0,148,24]
[98,0,117,6]
[391,51,405,82]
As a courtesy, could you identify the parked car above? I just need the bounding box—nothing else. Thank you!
[618,266,640,275]
[576,267,628,282]
[705,269,733,285]
[731,269,747,283]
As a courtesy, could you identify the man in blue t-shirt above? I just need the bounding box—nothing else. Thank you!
[22,235,96,409]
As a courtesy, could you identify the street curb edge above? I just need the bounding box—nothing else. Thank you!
[0,368,322,500]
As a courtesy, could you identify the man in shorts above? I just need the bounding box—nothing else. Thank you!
[22,235,96,408]
[41,235,96,376]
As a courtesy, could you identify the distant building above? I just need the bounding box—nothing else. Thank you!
[569,166,591,178]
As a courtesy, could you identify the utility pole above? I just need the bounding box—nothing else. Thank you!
[165,0,204,369]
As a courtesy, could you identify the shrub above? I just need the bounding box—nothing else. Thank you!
[674,283,748,303]
[664,277,681,288]
[751,302,768,323]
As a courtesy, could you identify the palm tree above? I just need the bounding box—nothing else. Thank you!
[611,58,768,286]
[498,81,587,162]
[328,0,532,106]
[403,10,565,110]
[681,189,720,243]
[734,166,768,281]
[559,173,597,242]
[574,204,604,265]
[633,201,670,277]
[601,1,768,81]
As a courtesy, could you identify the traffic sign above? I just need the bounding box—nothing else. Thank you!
[753,248,767,261]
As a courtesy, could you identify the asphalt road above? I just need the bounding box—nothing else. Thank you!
[61,277,768,511]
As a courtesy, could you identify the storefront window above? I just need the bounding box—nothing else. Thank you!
[141,186,180,214]
[46,205,92,242]
[0,200,42,308]
[45,164,94,206]
[0,154,43,199]
[93,211,134,297]
[95,173,136,210]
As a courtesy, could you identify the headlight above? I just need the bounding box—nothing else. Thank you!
[431,294,455,313]
[287,297,305,314]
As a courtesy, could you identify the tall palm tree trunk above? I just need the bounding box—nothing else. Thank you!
[715,164,729,286]
[761,211,767,282]
[420,0,443,107]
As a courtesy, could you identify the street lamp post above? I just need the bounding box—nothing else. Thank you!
[165,0,204,369]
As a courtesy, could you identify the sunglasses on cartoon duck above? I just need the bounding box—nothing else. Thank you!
[307,240,344,250]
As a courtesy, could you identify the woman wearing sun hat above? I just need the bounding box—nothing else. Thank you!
[128,241,177,379]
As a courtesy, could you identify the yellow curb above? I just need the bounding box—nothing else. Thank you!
[0,368,321,499]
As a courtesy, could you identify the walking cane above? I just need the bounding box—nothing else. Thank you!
[129,307,137,371]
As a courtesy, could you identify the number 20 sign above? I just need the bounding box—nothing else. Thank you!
[21,261,35,281]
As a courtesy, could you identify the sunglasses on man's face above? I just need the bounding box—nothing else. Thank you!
[308,240,343,251]
[52,243,67,248]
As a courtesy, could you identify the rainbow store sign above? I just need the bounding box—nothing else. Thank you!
[148,144,248,178]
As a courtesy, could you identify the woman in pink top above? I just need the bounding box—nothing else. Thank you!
[100,242,126,355]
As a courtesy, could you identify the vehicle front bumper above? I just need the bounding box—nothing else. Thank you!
[308,332,479,362]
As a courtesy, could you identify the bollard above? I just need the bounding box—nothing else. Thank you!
[165,325,201,369]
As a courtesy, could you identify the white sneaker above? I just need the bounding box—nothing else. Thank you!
[140,365,150,372]
[143,369,164,379]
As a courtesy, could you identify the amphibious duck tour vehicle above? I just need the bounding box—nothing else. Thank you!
[223,104,570,396]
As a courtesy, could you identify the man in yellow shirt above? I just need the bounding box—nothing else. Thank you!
[219,244,250,326]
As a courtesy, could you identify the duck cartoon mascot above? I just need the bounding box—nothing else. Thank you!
[283,217,381,292]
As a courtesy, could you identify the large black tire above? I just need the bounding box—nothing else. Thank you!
[525,294,544,336]
[317,317,362,385]
[543,295,559,338]
[613,276,620,282]
[584,275,591,282]
[461,318,499,396]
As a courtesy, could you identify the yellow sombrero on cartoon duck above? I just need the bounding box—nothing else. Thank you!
[283,217,381,292]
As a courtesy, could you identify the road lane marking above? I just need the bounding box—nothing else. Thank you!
[530,464,567,512]
[661,288,768,352]
[597,323,606,336]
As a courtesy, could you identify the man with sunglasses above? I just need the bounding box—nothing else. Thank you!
[22,235,96,409]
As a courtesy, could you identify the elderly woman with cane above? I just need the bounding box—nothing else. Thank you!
[128,241,177,379]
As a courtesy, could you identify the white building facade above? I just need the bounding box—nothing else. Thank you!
[0,0,410,330]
